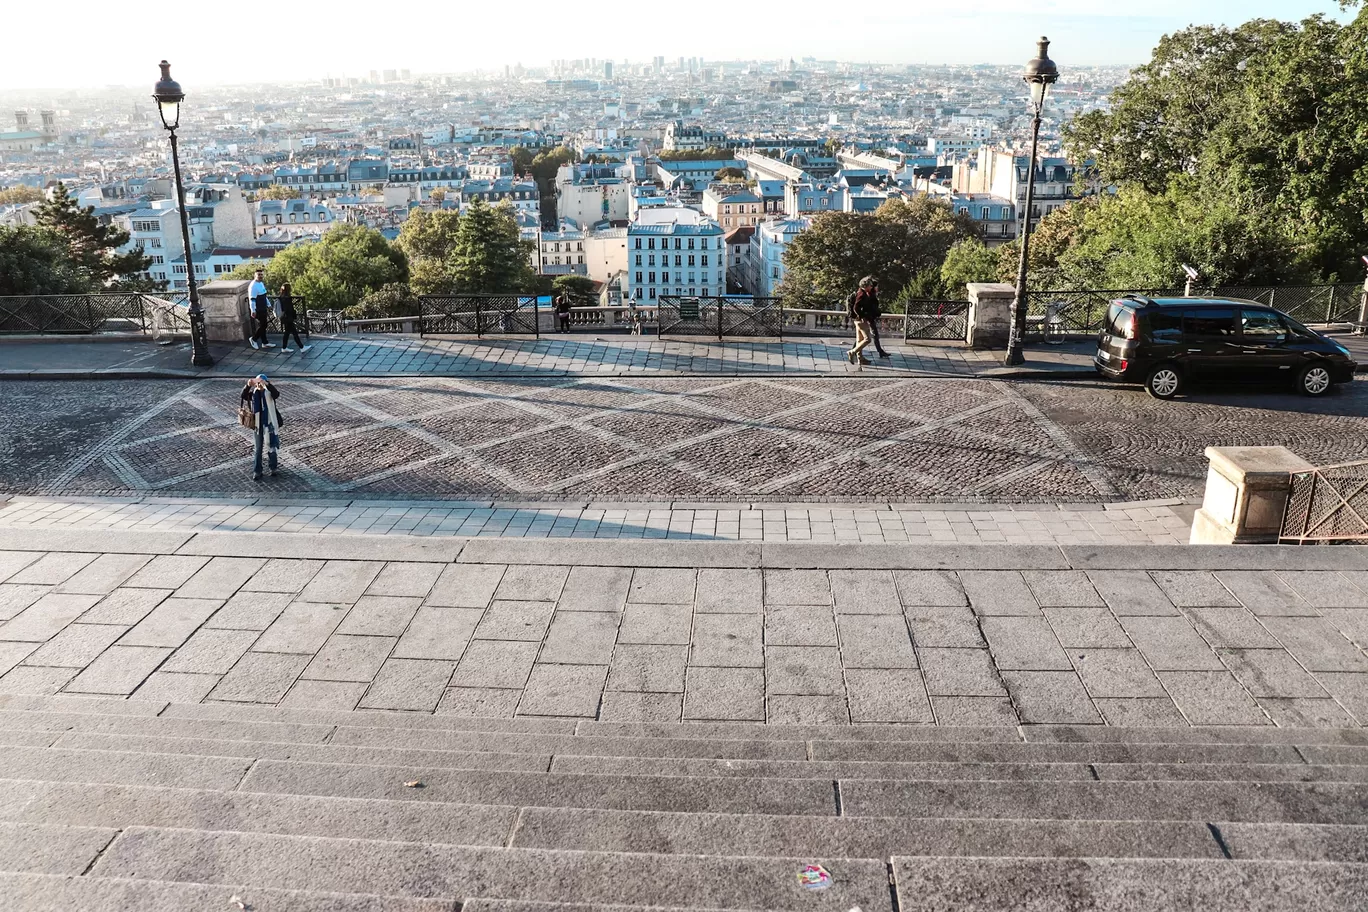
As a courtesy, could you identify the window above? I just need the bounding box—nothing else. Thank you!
[688,255,696,266]
[648,255,655,266]
[151,255,164,265]
[1183,308,1236,339]
[688,239,695,250]
[820,198,829,208]
[634,238,642,249]
[261,215,269,224]
[649,288,656,299]
[688,273,695,283]
[648,238,655,250]
[635,271,643,283]
[648,272,656,283]
[1241,309,1286,339]
[578,256,583,264]
[149,238,162,248]
[674,238,681,250]
[724,204,732,214]
[702,255,709,266]
[635,255,642,266]
[1145,309,1181,343]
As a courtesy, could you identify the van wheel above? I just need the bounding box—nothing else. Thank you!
[1145,363,1182,400]
[1298,363,1332,397]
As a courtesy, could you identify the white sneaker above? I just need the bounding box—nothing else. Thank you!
[282,348,293,353]
[250,340,260,350]
[263,343,277,349]
[300,345,312,353]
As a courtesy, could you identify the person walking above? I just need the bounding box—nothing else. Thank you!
[865,278,891,358]
[247,269,274,350]
[554,293,573,333]
[277,282,311,353]
[846,276,879,366]
[240,373,283,480]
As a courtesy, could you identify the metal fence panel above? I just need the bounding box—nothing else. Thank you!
[1280,460,1368,543]
[657,296,721,336]
[902,299,970,340]
[0,294,147,335]
[419,295,539,337]
[719,297,783,338]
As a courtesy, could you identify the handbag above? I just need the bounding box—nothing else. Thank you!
[238,406,255,428]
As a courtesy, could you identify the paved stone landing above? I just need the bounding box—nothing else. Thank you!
[0,534,1364,727]
[0,496,1192,545]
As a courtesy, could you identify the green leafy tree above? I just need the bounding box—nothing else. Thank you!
[714,167,747,182]
[224,261,271,281]
[509,146,534,176]
[396,208,462,294]
[261,224,408,311]
[529,146,576,186]
[346,282,419,319]
[778,196,980,308]
[0,225,90,294]
[449,200,534,293]
[33,182,156,289]
[658,146,734,162]
[0,185,45,205]
[551,274,596,304]
[257,185,302,200]
[1065,8,1368,280]
[939,238,1001,295]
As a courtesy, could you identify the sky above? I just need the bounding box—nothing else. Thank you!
[0,0,1356,91]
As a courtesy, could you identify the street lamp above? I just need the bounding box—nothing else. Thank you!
[153,60,214,367]
[1004,37,1060,366]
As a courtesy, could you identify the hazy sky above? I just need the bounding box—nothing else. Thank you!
[2,0,1355,91]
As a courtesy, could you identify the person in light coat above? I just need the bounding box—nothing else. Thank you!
[240,373,283,480]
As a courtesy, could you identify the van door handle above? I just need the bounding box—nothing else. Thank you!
[1187,349,1202,353]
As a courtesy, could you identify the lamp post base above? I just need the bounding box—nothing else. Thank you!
[188,310,215,368]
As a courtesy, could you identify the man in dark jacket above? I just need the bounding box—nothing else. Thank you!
[846,276,880,366]
[864,278,890,357]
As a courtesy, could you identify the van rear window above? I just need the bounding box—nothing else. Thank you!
[1105,304,1133,337]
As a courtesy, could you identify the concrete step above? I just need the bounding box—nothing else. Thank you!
[240,758,839,816]
[0,745,251,790]
[840,779,1367,825]
[889,857,1368,911]
[0,872,457,912]
[510,807,1368,864]
[0,779,514,847]
[0,821,118,876]
[53,731,552,773]
[90,826,895,912]
[1019,725,1368,746]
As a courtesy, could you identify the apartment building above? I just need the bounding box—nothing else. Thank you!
[626,207,725,302]
[702,184,762,230]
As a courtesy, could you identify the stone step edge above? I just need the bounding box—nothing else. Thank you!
[22,733,1368,781]
[0,871,458,912]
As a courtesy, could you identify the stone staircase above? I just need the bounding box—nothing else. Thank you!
[0,694,1365,911]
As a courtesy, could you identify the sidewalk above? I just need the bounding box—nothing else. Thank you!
[0,495,1195,545]
[0,333,1102,380]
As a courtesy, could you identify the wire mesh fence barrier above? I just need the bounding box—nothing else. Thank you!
[1024,284,1366,338]
[902,300,970,340]
[418,295,540,337]
[656,296,722,337]
[1280,460,1368,543]
[0,294,151,335]
[719,297,784,338]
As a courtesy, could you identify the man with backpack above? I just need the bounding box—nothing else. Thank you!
[846,276,881,366]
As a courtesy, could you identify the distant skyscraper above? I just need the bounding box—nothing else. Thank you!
[654,56,664,74]
[369,70,379,84]
[400,69,411,81]
[604,61,613,80]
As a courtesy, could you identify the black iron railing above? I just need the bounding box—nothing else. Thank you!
[1280,460,1368,543]
[0,293,204,336]
[418,295,539,337]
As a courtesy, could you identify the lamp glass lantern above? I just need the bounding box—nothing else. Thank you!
[152,61,184,130]
[1024,37,1060,112]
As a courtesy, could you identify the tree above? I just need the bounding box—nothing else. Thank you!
[257,185,301,200]
[0,185,45,205]
[428,188,446,202]
[224,261,271,281]
[33,182,156,289]
[0,225,90,295]
[939,238,1001,295]
[658,146,734,162]
[714,167,747,182]
[261,224,408,312]
[1064,9,1368,280]
[509,146,534,176]
[346,282,418,319]
[396,208,462,294]
[529,146,576,187]
[449,200,534,293]
[778,196,980,308]
[551,275,596,304]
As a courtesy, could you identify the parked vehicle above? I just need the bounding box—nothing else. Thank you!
[1093,296,1357,399]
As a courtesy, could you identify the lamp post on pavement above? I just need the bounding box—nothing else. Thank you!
[153,60,214,367]
[1004,37,1060,366]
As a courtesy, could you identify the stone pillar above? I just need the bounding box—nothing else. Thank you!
[965,282,1015,350]
[1190,446,1314,545]
[197,280,252,343]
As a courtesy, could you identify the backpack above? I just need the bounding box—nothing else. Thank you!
[845,291,859,318]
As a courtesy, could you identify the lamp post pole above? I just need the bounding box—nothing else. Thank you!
[154,61,214,367]
[1004,38,1059,367]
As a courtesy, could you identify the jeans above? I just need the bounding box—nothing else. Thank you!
[253,310,270,345]
[253,420,279,477]
[870,318,888,354]
[281,318,303,349]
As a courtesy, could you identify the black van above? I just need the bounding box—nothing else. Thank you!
[1094,296,1357,399]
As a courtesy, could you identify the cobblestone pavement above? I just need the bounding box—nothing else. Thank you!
[2,376,1365,503]
[1,537,1365,726]
[0,497,1193,545]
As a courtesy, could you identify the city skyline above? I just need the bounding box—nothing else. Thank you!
[1,0,1354,91]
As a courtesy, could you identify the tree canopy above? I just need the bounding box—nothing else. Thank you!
[396,208,463,294]
[257,224,408,312]
[257,185,301,200]
[0,185,45,205]
[33,182,157,290]
[0,225,91,295]
[448,200,535,293]
[1064,8,1368,282]
[779,196,980,308]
